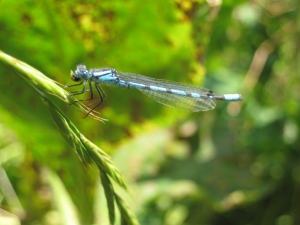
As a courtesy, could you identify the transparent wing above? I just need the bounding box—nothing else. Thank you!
[117,72,216,111]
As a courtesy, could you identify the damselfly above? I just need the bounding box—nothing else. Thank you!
[68,64,242,117]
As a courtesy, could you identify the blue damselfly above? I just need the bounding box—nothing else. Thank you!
[68,64,242,117]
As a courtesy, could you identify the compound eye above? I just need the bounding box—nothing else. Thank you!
[71,71,82,82]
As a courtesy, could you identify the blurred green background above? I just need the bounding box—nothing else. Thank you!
[0,0,300,224]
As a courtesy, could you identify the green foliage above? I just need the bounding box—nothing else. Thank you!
[1,0,300,225]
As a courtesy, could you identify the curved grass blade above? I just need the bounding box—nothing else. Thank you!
[100,172,116,225]
[115,192,139,225]
[0,50,137,224]
[41,96,138,224]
